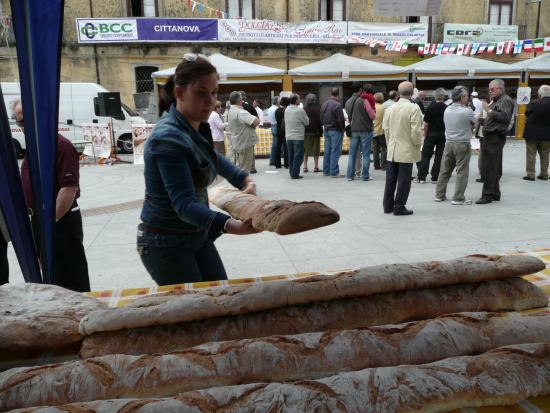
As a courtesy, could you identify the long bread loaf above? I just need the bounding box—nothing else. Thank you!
[78,254,545,336]
[3,312,550,410]
[0,283,104,353]
[79,278,548,358]
[11,343,550,413]
[208,186,340,234]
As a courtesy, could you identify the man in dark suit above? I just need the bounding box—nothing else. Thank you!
[523,85,550,181]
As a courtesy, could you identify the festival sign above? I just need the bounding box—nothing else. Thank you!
[348,22,428,44]
[131,124,154,165]
[217,19,347,44]
[443,24,518,44]
[82,123,112,159]
[77,18,218,43]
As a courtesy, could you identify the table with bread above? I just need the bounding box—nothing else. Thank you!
[1,251,550,412]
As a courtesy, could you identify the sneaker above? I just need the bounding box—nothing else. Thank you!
[413,178,426,184]
[346,177,354,181]
[451,199,473,205]
[434,197,446,202]
[362,177,373,181]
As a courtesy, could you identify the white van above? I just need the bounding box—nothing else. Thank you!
[2,82,146,157]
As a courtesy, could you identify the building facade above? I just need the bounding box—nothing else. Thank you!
[0,0,547,108]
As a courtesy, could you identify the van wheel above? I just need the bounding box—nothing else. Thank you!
[12,139,23,159]
[118,135,134,154]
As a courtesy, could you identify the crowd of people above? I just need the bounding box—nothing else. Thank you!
[2,51,549,288]
[213,79,549,216]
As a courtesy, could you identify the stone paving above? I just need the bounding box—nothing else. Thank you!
[7,139,550,291]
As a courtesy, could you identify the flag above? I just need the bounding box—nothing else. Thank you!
[470,43,479,55]
[495,42,504,54]
[513,40,523,54]
[448,44,457,54]
[464,43,472,55]
[504,41,514,54]
[401,42,408,53]
[523,39,533,52]
[197,2,203,13]
[441,43,450,54]
[393,41,403,51]
[487,43,496,54]
[430,43,437,55]
[385,41,393,51]
[424,43,430,54]
[456,44,465,55]
[478,44,487,54]
[534,38,544,52]
[544,37,550,52]
[418,43,426,56]
[435,43,443,55]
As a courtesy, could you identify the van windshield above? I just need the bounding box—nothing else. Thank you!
[122,103,139,116]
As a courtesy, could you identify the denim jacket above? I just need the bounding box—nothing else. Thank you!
[140,105,248,238]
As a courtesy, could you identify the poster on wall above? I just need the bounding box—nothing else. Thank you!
[217,19,347,44]
[348,22,428,44]
[443,23,518,44]
[82,123,112,159]
[77,18,218,43]
[131,124,154,165]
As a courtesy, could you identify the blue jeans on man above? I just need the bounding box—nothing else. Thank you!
[323,129,343,176]
[269,125,278,165]
[287,139,305,179]
[346,131,373,180]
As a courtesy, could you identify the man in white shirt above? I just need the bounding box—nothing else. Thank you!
[253,99,264,126]
[471,91,483,119]
[267,96,279,166]
[383,90,399,108]
[208,100,227,156]
[228,91,260,173]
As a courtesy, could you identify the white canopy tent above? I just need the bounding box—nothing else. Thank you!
[288,53,408,83]
[151,53,285,84]
[406,54,522,80]
[511,54,550,78]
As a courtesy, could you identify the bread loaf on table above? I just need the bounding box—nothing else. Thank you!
[208,186,340,234]
[0,283,104,353]
[78,254,545,336]
[79,278,548,358]
[12,343,550,413]
[3,312,550,411]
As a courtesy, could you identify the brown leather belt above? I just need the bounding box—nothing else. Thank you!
[138,223,201,235]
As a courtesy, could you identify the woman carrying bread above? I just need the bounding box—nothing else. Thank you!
[137,54,260,286]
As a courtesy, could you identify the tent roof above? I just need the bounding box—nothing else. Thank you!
[151,53,285,79]
[407,54,521,74]
[288,53,407,77]
[511,54,550,73]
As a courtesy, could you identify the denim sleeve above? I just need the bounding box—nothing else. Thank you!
[156,152,230,234]
[217,154,249,189]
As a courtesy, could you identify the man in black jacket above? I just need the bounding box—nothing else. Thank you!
[524,85,550,181]
[476,79,515,204]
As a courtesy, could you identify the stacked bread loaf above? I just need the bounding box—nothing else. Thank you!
[1,254,549,412]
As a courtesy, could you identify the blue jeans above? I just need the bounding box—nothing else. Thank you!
[323,129,343,176]
[269,125,278,165]
[347,131,373,180]
[137,226,227,286]
[287,140,305,178]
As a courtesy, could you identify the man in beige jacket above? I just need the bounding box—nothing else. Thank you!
[382,81,423,216]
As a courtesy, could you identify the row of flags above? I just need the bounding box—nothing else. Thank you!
[381,37,550,56]
[185,0,232,19]
[416,38,550,56]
